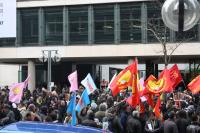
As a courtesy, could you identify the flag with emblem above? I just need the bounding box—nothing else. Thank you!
[169,64,183,89]
[81,73,97,95]
[145,69,173,94]
[110,61,136,96]
[9,82,25,103]
[68,70,78,93]
[187,75,200,94]
[75,89,90,112]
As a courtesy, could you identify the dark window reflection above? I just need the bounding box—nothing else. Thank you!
[69,6,88,44]
[21,9,38,46]
[94,5,114,44]
[147,2,170,43]
[120,3,141,43]
[45,8,63,45]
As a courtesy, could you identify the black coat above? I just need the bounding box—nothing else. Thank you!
[126,115,142,133]
[176,118,189,133]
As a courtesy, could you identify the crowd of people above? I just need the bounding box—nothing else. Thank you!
[0,81,199,133]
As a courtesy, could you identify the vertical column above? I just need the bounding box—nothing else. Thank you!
[28,60,36,93]
[39,8,45,46]
[128,58,134,65]
[92,64,96,78]
[170,29,175,42]
[63,7,69,45]
[198,21,200,41]
[141,3,147,44]
[47,51,51,91]
[146,60,158,78]
[16,10,22,46]
[88,5,94,44]
[18,65,22,82]
[154,63,158,78]
[114,4,120,44]
[72,64,76,71]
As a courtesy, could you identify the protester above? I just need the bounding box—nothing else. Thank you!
[0,74,199,133]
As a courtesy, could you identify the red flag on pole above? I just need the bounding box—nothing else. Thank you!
[110,61,136,96]
[169,64,183,89]
[187,75,200,94]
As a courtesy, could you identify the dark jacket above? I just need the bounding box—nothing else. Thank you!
[126,115,142,133]
[186,122,200,133]
[82,119,98,128]
[176,118,189,133]
[163,119,178,133]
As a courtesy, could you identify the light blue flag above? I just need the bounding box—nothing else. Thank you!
[75,89,90,112]
[67,92,76,126]
[81,73,97,95]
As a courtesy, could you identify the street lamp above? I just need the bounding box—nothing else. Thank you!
[39,50,61,91]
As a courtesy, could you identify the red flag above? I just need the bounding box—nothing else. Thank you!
[131,59,140,106]
[145,94,155,109]
[159,69,173,92]
[187,75,200,94]
[153,94,163,120]
[145,69,173,94]
[110,61,136,96]
[169,64,182,88]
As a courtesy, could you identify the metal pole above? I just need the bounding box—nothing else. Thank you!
[47,51,52,91]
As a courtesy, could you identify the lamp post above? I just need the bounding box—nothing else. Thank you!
[39,50,61,91]
[161,0,200,32]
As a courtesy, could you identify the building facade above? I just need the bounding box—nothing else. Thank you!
[0,0,199,91]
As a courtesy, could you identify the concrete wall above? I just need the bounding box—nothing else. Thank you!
[0,64,19,86]
[0,43,200,60]
[17,0,152,8]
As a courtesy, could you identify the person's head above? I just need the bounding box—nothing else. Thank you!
[80,107,87,116]
[168,111,175,120]
[132,110,140,118]
[87,110,95,120]
[28,104,36,113]
[99,103,107,112]
[3,104,10,113]
[191,114,198,122]
[177,110,187,119]
[25,112,32,121]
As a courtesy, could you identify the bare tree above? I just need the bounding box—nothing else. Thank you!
[130,2,195,68]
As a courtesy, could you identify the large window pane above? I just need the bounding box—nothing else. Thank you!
[175,24,198,42]
[69,6,88,44]
[21,9,38,46]
[94,5,114,44]
[0,38,15,47]
[45,8,63,45]
[120,3,141,43]
[147,3,170,43]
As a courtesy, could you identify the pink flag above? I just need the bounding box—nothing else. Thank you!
[9,82,25,103]
[68,71,78,92]
[24,75,30,89]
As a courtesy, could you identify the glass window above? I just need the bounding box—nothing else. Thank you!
[69,6,88,44]
[45,8,63,45]
[0,38,15,47]
[94,5,114,44]
[175,24,199,42]
[21,9,38,46]
[147,3,170,43]
[120,3,141,43]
